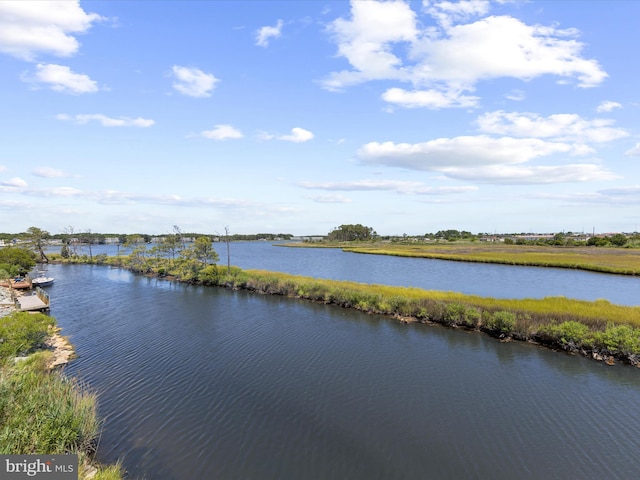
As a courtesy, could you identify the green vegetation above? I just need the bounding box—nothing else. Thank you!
[327,224,377,242]
[330,243,640,276]
[0,312,123,479]
[52,243,640,365]
[0,247,36,277]
[210,268,640,365]
[0,312,55,359]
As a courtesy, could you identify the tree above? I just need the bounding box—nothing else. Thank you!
[64,225,80,257]
[327,224,377,242]
[161,234,182,260]
[610,233,628,247]
[81,229,94,261]
[192,236,219,266]
[25,226,50,263]
[0,247,36,276]
[224,226,231,273]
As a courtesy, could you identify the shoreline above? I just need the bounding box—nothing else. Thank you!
[47,257,640,368]
[283,242,640,276]
[216,270,638,368]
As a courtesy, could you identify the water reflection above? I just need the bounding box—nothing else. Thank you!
[44,264,640,479]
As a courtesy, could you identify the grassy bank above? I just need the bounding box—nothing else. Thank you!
[0,312,123,479]
[209,265,640,366]
[287,242,640,276]
[51,252,640,366]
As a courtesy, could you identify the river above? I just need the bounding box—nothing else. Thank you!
[38,243,640,478]
[57,241,640,305]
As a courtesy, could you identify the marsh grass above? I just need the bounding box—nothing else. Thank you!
[55,253,640,364]
[330,243,640,275]
[0,312,55,360]
[0,312,124,479]
[214,268,640,364]
[0,353,99,455]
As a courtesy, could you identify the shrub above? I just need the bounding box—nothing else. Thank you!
[594,324,640,355]
[540,321,590,346]
[0,313,55,361]
[197,265,220,285]
[484,311,516,334]
[444,303,480,328]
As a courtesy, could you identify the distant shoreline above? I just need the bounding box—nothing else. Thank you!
[281,241,640,276]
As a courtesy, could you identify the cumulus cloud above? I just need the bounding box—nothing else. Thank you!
[439,164,618,185]
[171,66,219,98]
[625,143,640,156]
[0,0,103,61]
[355,135,614,184]
[358,136,585,170]
[299,179,477,195]
[22,63,98,94]
[322,1,607,107]
[33,167,68,178]
[256,19,283,47]
[1,177,28,188]
[278,127,314,143]
[382,87,479,109]
[201,124,243,140]
[57,113,155,127]
[596,101,622,113]
[476,111,628,143]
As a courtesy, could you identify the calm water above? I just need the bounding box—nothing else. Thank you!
[40,248,640,479]
[62,241,640,305]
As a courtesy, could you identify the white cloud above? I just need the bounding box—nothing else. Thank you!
[201,124,243,140]
[279,127,314,143]
[299,179,477,195]
[323,0,417,91]
[356,135,614,184]
[323,1,607,105]
[382,87,479,109]
[476,111,628,143]
[0,166,6,173]
[425,0,490,28]
[33,167,68,178]
[1,177,27,188]
[257,131,276,141]
[304,194,353,204]
[625,143,640,156]
[440,164,618,184]
[598,186,640,196]
[57,113,155,127]
[358,136,584,170]
[171,66,218,98]
[23,63,98,94]
[596,101,622,113]
[0,0,103,61]
[256,19,283,47]
[505,89,525,101]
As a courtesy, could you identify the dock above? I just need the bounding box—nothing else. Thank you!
[15,287,50,312]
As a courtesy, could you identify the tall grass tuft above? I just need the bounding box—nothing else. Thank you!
[0,353,99,455]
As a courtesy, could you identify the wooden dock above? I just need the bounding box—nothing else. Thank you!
[16,287,50,312]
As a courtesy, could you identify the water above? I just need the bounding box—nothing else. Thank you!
[51,241,640,305]
[41,254,640,479]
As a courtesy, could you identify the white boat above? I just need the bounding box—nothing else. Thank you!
[31,272,54,287]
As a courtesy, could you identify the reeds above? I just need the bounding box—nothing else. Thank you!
[339,244,640,275]
[0,313,124,479]
[213,268,640,365]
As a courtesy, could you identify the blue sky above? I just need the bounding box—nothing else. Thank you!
[1,0,639,236]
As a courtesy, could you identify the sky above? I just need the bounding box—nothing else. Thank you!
[1,0,639,236]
